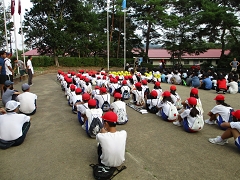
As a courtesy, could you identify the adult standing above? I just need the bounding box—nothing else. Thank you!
[0,51,7,99]
[13,58,26,82]
[27,55,34,86]
[4,52,14,82]
[230,58,239,72]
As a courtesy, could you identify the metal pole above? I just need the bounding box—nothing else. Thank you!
[20,14,25,64]
[123,10,126,71]
[3,0,9,52]
[13,14,18,58]
[107,0,110,70]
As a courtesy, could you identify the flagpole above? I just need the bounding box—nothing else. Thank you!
[123,10,126,71]
[13,14,18,58]
[19,0,25,64]
[3,0,9,52]
[107,0,110,71]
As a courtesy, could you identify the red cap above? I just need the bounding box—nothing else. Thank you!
[124,76,129,80]
[135,82,142,88]
[122,80,127,85]
[103,76,106,80]
[114,92,122,99]
[82,93,90,101]
[128,75,132,79]
[142,80,147,85]
[187,97,197,105]
[150,90,158,97]
[85,78,90,82]
[170,85,176,91]
[114,78,118,83]
[75,88,82,93]
[155,82,160,87]
[115,76,119,80]
[97,76,101,79]
[100,87,107,93]
[191,88,198,95]
[70,84,75,90]
[95,86,100,89]
[162,91,171,97]
[214,94,225,101]
[102,111,117,123]
[232,110,240,119]
[88,99,97,107]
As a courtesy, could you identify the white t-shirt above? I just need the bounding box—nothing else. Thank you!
[96,130,127,167]
[72,94,82,107]
[170,93,181,105]
[152,88,162,98]
[16,92,37,114]
[146,98,159,109]
[92,89,100,98]
[157,101,171,115]
[131,89,145,105]
[4,58,12,75]
[94,94,110,109]
[83,84,92,94]
[211,105,232,122]
[110,84,121,95]
[227,81,238,94]
[27,59,34,74]
[0,113,30,141]
[110,101,127,115]
[77,102,89,114]
[121,86,130,94]
[85,108,103,130]
[166,74,173,83]
[230,122,240,132]
[173,74,181,84]
[180,108,197,128]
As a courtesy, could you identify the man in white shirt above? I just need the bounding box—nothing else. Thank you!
[0,100,31,149]
[4,52,14,82]
[27,55,34,86]
[96,111,127,167]
[16,83,37,115]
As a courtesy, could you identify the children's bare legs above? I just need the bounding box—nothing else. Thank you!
[221,128,240,140]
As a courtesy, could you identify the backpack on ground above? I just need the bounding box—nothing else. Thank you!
[88,115,103,138]
[89,164,126,180]
[191,115,204,131]
[168,102,178,121]
[116,108,127,125]
[123,90,130,100]
[101,95,110,112]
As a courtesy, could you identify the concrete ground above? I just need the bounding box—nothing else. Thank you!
[1,73,240,180]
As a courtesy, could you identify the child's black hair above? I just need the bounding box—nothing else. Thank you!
[216,100,231,107]
[189,105,199,117]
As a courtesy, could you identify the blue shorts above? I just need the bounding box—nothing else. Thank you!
[183,118,197,133]
[160,109,168,121]
[216,115,227,130]
[78,112,84,125]
[235,136,240,150]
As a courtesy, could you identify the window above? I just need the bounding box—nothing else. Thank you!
[184,60,189,64]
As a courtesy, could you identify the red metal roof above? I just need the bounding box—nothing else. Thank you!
[22,49,40,56]
[148,49,230,59]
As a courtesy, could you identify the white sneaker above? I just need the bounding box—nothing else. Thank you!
[173,121,182,127]
[205,119,216,125]
[156,111,162,117]
[82,124,86,131]
[209,136,228,145]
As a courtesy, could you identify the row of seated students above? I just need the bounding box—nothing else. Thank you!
[57,70,240,152]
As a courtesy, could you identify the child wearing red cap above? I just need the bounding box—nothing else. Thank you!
[173,97,204,132]
[141,80,150,98]
[181,88,203,115]
[96,111,127,167]
[85,99,103,138]
[205,95,233,130]
[110,93,128,124]
[92,86,100,98]
[157,91,178,121]
[208,110,240,148]
[94,87,111,111]
[131,82,145,106]
[146,90,159,114]
[152,81,162,98]
[72,88,83,113]
[83,78,92,95]
[170,85,182,110]
[77,93,90,126]
[120,80,131,100]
